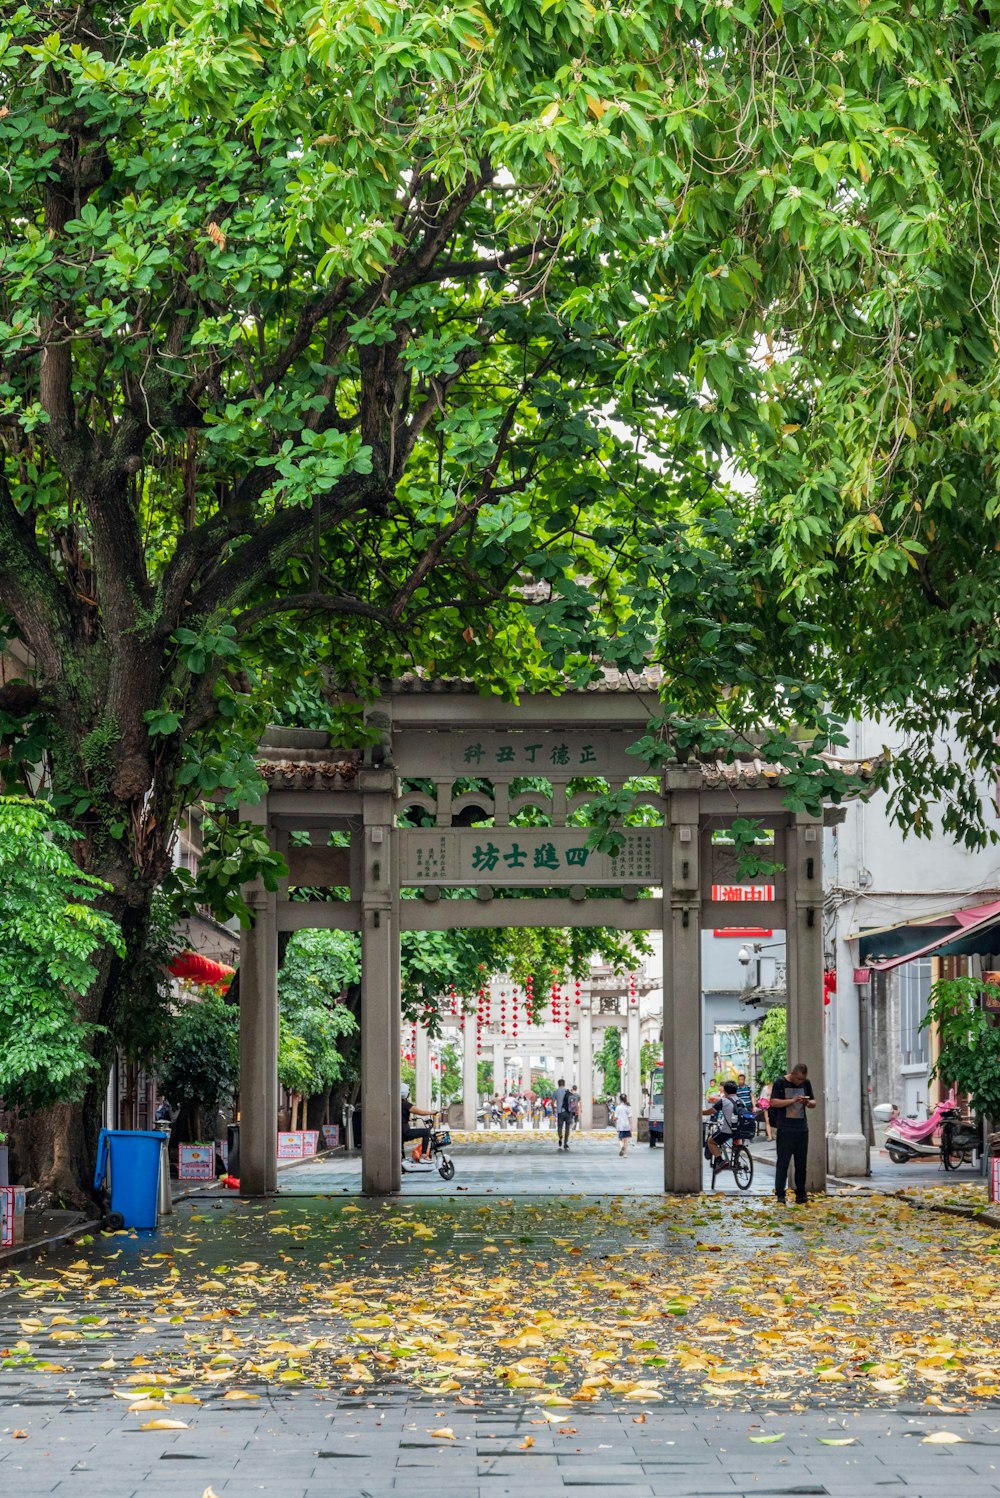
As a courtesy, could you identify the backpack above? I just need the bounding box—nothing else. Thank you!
[734,1097,756,1140]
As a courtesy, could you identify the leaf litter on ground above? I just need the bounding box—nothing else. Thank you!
[1,1194,1000,1416]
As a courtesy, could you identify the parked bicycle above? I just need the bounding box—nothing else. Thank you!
[940,1112,980,1171]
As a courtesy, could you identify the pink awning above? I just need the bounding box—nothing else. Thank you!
[866,898,1000,972]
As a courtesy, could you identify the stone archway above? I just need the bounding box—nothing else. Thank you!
[238,683,840,1197]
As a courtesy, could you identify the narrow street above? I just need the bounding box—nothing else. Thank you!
[2,1173,999,1497]
[271,1131,777,1196]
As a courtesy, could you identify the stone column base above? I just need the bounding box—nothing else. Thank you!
[827,1132,870,1177]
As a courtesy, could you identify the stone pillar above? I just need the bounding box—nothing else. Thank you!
[492,1040,505,1099]
[360,778,401,1195]
[786,814,827,1193]
[239,878,279,1197]
[462,1013,479,1130]
[578,1004,594,1128]
[627,1003,641,1111]
[827,927,869,1175]
[414,1023,432,1111]
[663,774,703,1192]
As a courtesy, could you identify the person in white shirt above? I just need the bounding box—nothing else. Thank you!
[613,1094,632,1157]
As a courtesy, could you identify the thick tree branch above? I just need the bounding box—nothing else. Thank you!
[393,330,491,478]
[388,374,541,625]
[234,590,391,635]
[409,240,556,286]
[261,276,354,389]
[185,473,373,618]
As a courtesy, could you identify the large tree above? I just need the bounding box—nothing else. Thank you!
[1,0,991,1194]
[603,3,1000,846]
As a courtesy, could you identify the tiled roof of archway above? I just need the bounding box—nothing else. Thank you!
[389,667,667,694]
[253,748,875,792]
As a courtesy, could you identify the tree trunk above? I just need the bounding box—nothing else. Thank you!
[11,1103,93,1205]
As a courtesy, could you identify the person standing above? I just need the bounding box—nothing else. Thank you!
[613,1094,632,1157]
[556,1080,575,1150]
[735,1073,753,1113]
[768,1062,816,1204]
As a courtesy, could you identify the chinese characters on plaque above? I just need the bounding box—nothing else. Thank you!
[451,732,609,776]
[400,828,661,886]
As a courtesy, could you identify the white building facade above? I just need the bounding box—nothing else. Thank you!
[825,718,1000,1176]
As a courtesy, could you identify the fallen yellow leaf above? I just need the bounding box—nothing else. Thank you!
[429,1427,455,1440]
[139,1419,189,1431]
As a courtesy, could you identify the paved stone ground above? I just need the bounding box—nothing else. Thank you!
[278,1131,777,1197]
[3,1154,1000,1496]
[5,1391,1000,1498]
[267,1130,985,1200]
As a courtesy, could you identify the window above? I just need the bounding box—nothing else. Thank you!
[899,958,931,1066]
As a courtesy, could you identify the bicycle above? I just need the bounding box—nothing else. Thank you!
[709,1131,754,1191]
[940,1112,979,1171]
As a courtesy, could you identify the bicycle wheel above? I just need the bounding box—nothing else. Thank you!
[438,1156,455,1181]
[732,1142,754,1190]
[710,1151,721,1190]
[941,1124,965,1170]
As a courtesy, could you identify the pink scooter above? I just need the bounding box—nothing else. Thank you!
[883,1092,961,1164]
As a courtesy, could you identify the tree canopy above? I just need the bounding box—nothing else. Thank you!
[6,0,1000,1187]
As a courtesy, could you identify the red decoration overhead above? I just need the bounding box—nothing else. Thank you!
[168,951,235,986]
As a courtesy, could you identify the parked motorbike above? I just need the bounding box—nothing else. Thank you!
[881,1092,979,1167]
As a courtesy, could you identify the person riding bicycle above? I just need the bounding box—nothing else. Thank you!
[401,1082,433,1161]
[703,1079,741,1161]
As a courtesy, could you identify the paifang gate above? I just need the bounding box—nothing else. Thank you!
[237,680,847,1198]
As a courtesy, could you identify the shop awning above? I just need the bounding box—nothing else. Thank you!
[168,951,236,985]
[857,897,1000,972]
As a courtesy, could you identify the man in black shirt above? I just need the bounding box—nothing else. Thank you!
[768,1062,816,1204]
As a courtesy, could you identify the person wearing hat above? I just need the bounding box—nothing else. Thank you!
[401,1082,433,1161]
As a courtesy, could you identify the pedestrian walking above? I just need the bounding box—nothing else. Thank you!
[768,1062,816,1204]
[613,1094,632,1156]
[555,1079,576,1150]
[554,1078,570,1149]
[756,1082,773,1140]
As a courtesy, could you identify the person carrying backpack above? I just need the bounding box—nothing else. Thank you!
[703,1079,743,1161]
[555,1078,576,1150]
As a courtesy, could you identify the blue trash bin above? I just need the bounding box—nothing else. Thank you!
[94,1129,164,1230]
